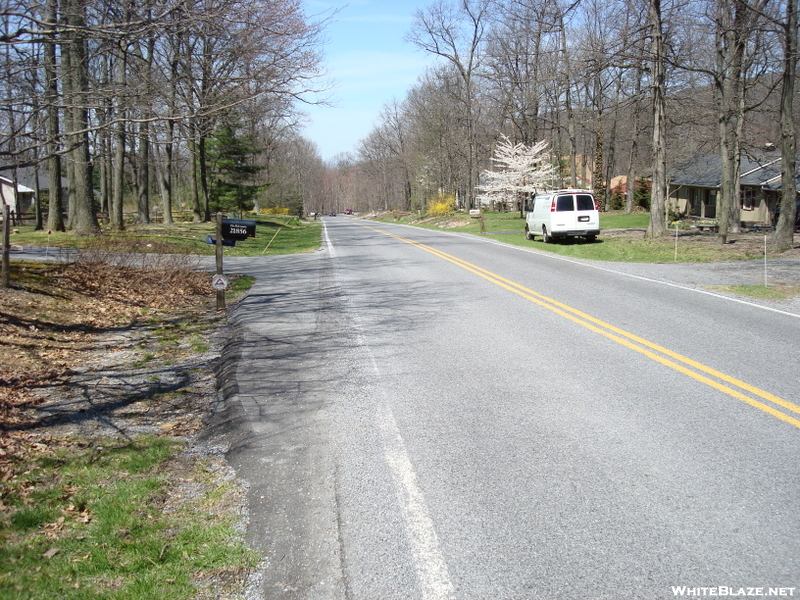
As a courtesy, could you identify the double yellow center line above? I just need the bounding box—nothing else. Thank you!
[362,224,800,429]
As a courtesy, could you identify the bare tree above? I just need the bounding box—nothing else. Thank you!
[772,0,798,252]
[355,100,416,212]
[647,0,668,237]
[110,35,128,231]
[555,1,580,188]
[404,67,470,203]
[0,0,325,233]
[407,0,493,209]
[711,0,771,242]
[63,0,100,235]
[617,6,649,214]
[484,0,556,145]
[42,0,64,232]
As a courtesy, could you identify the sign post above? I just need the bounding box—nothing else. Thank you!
[216,213,225,310]
[210,214,255,311]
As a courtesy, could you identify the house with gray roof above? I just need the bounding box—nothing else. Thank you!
[0,175,35,215]
[667,152,800,226]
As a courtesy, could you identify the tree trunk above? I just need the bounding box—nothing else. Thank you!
[112,117,126,230]
[96,107,109,223]
[559,15,578,188]
[188,124,203,221]
[199,134,211,221]
[715,0,758,243]
[137,120,151,224]
[44,1,65,235]
[717,119,740,243]
[111,48,126,231]
[626,67,644,214]
[136,26,155,224]
[773,0,798,253]
[33,164,43,230]
[155,144,173,224]
[647,0,667,238]
[161,83,176,225]
[593,121,605,210]
[64,0,99,236]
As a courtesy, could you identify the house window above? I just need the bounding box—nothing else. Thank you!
[741,188,756,211]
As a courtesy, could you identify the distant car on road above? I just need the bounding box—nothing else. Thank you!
[329,212,336,216]
[344,209,353,215]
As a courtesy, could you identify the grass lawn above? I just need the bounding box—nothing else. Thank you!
[0,437,256,599]
[0,261,259,599]
[7,216,321,258]
[373,210,776,263]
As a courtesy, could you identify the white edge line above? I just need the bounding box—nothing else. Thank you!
[322,220,336,257]
[359,219,800,320]
[379,405,456,600]
[337,265,455,600]
[478,235,800,320]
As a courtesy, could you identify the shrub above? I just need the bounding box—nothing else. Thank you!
[609,188,626,210]
[260,206,290,215]
[608,178,651,211]
[634,177,651,210]
[427,194,456,217]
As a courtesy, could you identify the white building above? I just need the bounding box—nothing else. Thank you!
[0,175,35,215]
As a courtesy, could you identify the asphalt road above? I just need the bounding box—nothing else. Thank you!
[209,217,800,600]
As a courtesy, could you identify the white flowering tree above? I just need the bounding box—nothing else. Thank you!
[476,135,555,212]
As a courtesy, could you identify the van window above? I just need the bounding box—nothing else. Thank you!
[576,194,595,210]
[555,195,574,211]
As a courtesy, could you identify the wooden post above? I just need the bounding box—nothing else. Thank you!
[2,204,10,289]
[216,212,225,310]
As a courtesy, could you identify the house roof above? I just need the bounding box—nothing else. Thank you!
[0,166,68,192]
[669,152,800,192]
[0,175,34,194]
[669,154,723,188]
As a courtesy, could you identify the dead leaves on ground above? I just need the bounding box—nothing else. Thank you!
[0,260,216,474]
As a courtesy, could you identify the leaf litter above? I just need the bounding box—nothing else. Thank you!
[0,256,255,598]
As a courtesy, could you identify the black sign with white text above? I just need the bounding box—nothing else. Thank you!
[221,219,256,241]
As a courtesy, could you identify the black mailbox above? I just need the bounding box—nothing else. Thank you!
[221,218,256,241]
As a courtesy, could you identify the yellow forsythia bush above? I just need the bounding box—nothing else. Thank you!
[259,207,290,215]
[427,194,456,217]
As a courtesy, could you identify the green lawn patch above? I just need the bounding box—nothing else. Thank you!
[708,284,800,299]
[373,210,782,263]
[0,437,256,600]
[7,217,321,258]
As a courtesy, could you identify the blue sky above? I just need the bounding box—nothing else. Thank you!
[303,0,436,162]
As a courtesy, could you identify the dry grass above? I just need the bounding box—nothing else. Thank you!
[0,256,217,469]
[0,255,260,600]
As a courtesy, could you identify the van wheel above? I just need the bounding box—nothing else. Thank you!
[525,226,534,241]
[586,235,596,243]
[542,226,551,243]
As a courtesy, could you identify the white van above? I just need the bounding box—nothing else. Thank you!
[525,189,600,243]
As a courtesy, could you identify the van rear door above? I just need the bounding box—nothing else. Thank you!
[575,193,599,230]
[552,193,578,231]
[552,193,599,233]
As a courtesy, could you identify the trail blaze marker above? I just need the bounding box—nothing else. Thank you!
[211,274,229,291]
